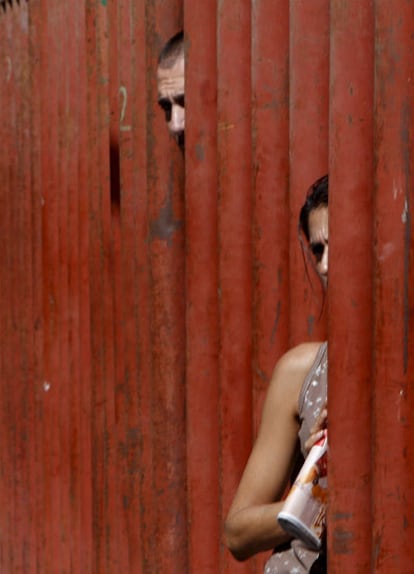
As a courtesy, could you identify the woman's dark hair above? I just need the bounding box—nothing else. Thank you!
[299,174,329,241]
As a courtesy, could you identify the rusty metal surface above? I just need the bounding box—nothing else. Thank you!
[0,1,413,572]
[328,1,375,572]
[184,2,221,573]
[373,2,414,571]
[216,2,253,573]
[251,0,290,435]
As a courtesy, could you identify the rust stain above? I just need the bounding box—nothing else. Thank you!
[270,300,281,344]
[195,142,204,162]
[307,314,315,336]
[333,527,354,555]
[149,193,182,246]
[373,531,382,564]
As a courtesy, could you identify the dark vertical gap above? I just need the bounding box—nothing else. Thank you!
[109,137,121,214]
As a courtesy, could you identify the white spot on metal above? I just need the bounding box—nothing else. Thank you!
[402,198,408,223]
[43,381,51,392]
[392,179,402,200]
[378,242,396,261]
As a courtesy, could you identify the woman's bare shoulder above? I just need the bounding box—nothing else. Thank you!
[276,342,323,374]
[267,342,323,404]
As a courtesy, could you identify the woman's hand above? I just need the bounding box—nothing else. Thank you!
[304,403,328,455]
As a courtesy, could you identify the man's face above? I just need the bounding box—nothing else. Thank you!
[157,54,185,150]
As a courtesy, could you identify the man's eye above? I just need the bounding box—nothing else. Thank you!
[311,243,324,262]
[158,100,172,121]
[175,95,185,108]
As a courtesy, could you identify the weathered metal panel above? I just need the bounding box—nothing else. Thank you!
[124,2,155,571]
[75,4,95,571]
[184,3,221,573]
[28,3,47,571]
[373,1,414,571]
[145,2,187,573]
[217,2,253,573]
[1,0,414,572]
[328,1,375,572]
[1,4,36,572]
[1,11,12,567]
[114,1,149,572]
[84,3,120,571]
[251,0,290,434]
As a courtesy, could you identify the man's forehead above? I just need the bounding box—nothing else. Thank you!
[157,56,184,87]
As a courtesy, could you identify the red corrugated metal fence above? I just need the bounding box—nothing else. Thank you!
[0,1,413,572]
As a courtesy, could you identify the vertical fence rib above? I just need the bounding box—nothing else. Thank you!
[373,2,414,570]
[5,13,15,572]
[77,4,94,570]
[116,1,148,571]
[217,1,253,572]
[28,3,46,571]
[184,4,221,573]
[40,2,63,570]
[251,0,290,438]
[130,2,154,572]
[64,3,83,571]
[145,3,187,572]
[328,1,375,572]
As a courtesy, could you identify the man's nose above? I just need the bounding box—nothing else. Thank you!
[318,246,328,277]
[168,104,185,134]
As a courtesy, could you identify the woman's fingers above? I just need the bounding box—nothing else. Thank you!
[305,406,328,453]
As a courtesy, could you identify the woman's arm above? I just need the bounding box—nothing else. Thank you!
[224,342,322,561]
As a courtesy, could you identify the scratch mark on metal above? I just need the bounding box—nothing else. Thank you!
[401,197,408,223]
[392,178,402,200]
[270,301,281,344]
[401,101,411,374]
[218,122,235,132]
[397,387,407,424]
[307,314,315,336]
[5,56,12,82]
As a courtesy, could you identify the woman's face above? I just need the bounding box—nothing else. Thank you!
[308,206,328,287]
